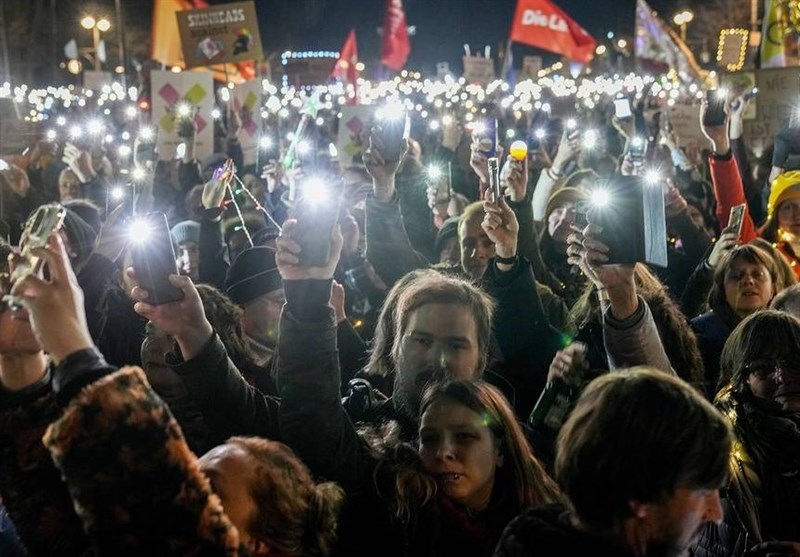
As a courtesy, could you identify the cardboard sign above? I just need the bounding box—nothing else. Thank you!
[336,106,374,168]
[462,56,495,84]
[666,104,705,148]
[521,56,543,80]
[151,70,215,162]
[743,68,800,156]
[231,79,261,166]
[176,1,263,68]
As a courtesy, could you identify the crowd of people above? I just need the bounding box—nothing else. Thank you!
[1,69,800,557]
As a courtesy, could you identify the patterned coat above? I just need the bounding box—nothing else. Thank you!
[0,367,243,556]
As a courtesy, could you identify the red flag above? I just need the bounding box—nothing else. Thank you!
[381,0,410,71]
[332,29,359,82]
[509,0,596,65]
[332,29,360,105]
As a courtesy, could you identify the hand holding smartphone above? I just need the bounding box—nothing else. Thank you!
[3,205,67,311]
[703,90,727,127]
[728,203,746,239]
[374,110,410,163]
[292,181,343,267]
[129,212,184,305]
[614,97,633,120]
[474,118,498,157]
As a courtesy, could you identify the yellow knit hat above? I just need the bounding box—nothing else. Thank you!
[768,170,800,218]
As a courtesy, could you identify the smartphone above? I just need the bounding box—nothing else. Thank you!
[488,157,500,201]
[474,118,498,157]
[129,212,184,305]
[614,97,633,119]
[703,90,727,127]
[292,186,343,267]
[4,205,66,311]
[375,112,410,163]
[629,136,647,167]
[728,204,746,238]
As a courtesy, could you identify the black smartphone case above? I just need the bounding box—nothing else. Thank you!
[130,212,184,305]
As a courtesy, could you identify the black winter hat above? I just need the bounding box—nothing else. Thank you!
[224,246,282,305]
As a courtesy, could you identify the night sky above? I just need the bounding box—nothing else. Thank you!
[248,0,680,73]
[121,0,683,72]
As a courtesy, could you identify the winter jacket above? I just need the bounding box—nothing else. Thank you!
[276,279,530,557]
[0,351,241,556]
[691,309,735,397]
[708,152,757,244]
[167,332,281,444]
[494,502,637,557]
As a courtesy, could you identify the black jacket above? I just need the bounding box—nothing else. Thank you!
[276,278,525,557]
[494,503,637,557]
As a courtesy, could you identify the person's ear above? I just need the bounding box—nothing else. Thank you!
[628,499,651,519]
[249,537,271,555]
[494,439,504,468]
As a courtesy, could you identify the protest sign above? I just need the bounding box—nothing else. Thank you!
[521,56,543,80]
[743,68,800,155]
[337,106,374,168]
[666,103,705,148]
[151,70,215,162]
[231,79,261,166]
[176,1,263,68]
[462,56,496,84]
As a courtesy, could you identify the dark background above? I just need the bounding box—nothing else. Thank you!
[0,0,728,85]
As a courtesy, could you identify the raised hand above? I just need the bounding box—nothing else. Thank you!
[547,342,589,387]
[362,131,409,202]
[481,190,519,269]
[9,233,93,364]
[275,219,343,281]
[127,268,212,361]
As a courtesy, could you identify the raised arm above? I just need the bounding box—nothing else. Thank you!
[275,219,376,489]
[129,268,280,443]
[363,133,432,287]
[567,225,673,374]
[700,98,757,243]
[10,233,241,555]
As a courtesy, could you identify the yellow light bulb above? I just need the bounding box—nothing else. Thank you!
[509,140,528,161]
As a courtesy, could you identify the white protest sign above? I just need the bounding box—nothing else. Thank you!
[151,70,215,162]
[462,56,495,84]
[336,106,374,168]
[231,79,261,166]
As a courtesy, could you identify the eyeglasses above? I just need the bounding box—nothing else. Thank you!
[741,359,800,379]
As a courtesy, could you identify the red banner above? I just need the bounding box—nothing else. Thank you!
[381,0,411,71]
[509,0,596,64]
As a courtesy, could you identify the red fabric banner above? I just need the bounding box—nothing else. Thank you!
[509,0,596,64]
[380,0,411,71]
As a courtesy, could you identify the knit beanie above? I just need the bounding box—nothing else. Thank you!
[434,216,460,254]
[224,246,282,305]
[169,220,201,246]
[545,186,588,219]
[59,206,98,267]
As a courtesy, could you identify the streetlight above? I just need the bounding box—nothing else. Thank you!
[673,9,695,42]
[80,15,111,70]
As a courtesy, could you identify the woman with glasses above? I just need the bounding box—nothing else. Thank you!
[693,311,800,556]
